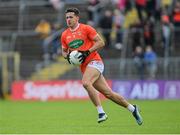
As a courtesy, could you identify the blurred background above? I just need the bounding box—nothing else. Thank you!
[0,0,180,100]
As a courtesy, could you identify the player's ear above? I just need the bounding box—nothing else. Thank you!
[77,16,80,21]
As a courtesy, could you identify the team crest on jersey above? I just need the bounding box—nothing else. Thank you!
[77,32,82,35]
[69,39,84,48]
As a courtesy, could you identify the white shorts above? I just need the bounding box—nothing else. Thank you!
[87,61,104,74]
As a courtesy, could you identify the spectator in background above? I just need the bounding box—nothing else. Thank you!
[124,0,133,13]
[49,23,61,60]
[172,0,180,25]
[172,0,180,46]
[130,20,143,51]
[133,46,144,80]
[40,22,62,61]
[144,45,157,79]
[154,0,161,21]
[87,0,101,27]
[146,0,156,19]
[143,19,155,48]
[135,0,147,23]
[35,19,51,64]
[98,9,113,48]
[161,13,173,57]
[160,0,174,15]
[113,8,125,50]
[87,0,99,20]
[49,0,65,26]
[112,0,127,12]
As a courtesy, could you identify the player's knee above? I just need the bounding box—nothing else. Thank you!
[82,80,92,89]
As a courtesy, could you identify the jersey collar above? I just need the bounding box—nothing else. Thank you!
[70,23,80,32]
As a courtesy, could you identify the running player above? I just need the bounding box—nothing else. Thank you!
[61,7,143,125]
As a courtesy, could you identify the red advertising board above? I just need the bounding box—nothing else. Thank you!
[12,80,111,101]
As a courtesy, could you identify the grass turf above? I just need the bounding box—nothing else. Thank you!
[0,99,180,134]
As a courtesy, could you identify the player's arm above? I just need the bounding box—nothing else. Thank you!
[61,48,69,59]
[61,33,71,64]
[62,47,72,64]
[61,32,69,59]
[78,34,105,63]
[89,34,105,53]
[78,25,105,63]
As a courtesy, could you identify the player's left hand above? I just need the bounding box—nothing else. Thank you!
[78,50,90,63]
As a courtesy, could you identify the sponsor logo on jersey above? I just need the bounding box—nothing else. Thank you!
[69,39,84,48]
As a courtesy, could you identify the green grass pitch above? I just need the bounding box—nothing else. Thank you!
[0,99,180,134]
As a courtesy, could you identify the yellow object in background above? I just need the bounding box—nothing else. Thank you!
[161,0,172,7]
[35,19,51,39]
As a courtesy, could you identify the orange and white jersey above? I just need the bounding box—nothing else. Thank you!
[61,23,103,73]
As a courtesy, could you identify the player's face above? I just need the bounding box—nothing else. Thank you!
[65,12,79,28]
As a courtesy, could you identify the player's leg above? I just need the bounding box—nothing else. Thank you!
[82,66,107,123]
[93,75,143,125]
[93,75,129,107]
[82,66,101,106]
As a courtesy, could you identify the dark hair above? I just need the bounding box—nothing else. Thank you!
[65,8,80,16]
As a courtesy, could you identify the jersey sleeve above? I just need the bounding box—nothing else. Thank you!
[60,32,68,49]
[85,25,98,40]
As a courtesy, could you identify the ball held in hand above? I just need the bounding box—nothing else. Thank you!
[69,50,82,65]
